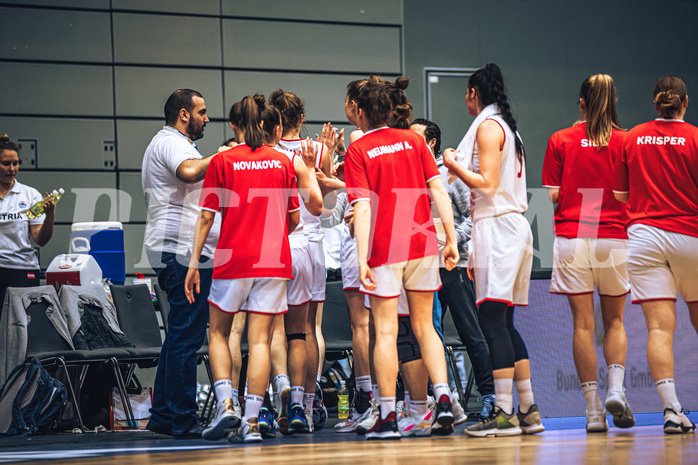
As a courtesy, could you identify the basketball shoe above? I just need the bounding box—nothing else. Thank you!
[202,398,240,440]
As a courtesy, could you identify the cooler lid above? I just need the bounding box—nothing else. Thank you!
[71,221,123,231]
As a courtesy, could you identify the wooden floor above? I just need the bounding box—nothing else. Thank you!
[2,423,696,465]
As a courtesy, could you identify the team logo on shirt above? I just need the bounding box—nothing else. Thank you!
[18,202,27,209]
[367,141,414,159]
[232,159,283,170]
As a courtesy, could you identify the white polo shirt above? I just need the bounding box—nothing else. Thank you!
[142,126,220,258]
[0,180,44,269]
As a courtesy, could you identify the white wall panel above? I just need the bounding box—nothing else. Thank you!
[113,13,221,66]
[0,63,113,116]
[221,0,401,25]
[116,119,226,169]
[222,19,399,73]
[0,7,111,62]
[114,67,224,119]
[17,172,117,224]
[112,0,220,15]
[0,117,115,170]
[224,71,389,123]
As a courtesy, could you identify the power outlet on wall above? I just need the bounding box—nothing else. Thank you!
[102,141,116,169]
[17,139,37,169]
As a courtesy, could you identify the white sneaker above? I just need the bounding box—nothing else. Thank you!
[399,408,433,437]
[605,388,635,428]
[356,400,379,435]
[228,417,263,443]
[335,407,364,433]
[586,409,609,433]
[202,398,241,440]
[663,407,696,434]
[451,390,468,425]
[397,408,412,433]
[301,407,314,433]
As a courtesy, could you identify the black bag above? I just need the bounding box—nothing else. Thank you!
[0,357,68,436]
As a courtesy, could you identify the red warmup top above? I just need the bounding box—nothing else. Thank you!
[614,119,698,238]
[200,144,300,279]
[344,126,441,268]
[542,123,628,239]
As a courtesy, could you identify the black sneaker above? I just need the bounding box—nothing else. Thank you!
[434,394,454,428]
[366,410,401,440]
[174,417,209,439]
[356,389,372,415]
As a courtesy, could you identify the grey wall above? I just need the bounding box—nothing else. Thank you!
[0,0,402,275]
[403,0,698,270]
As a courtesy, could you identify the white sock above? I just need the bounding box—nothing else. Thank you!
[291,386,304,406]
[656,378,682,412]
[433,383,451,402]
[244,395,263,421]
[608,364,625,392]
[411,400,428,416]
[494,378,513,414]
[515,379,535,412]
[232,388,239,402]
[303,393,314,413]
[273,374,291,394]
[214,379,232,407]
[356,376,372,393]
[379,397,396,419]
[581,381,603,412]
[371,384,379,401]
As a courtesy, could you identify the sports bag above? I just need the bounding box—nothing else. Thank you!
[0,356,68,436]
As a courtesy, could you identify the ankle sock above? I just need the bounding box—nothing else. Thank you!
[608,364,625,392]
[581,381,603,412]
[433,383,451,402]
[291,386,304,406]
[379,397,396,420]
[244,395,263,421]
[356,375,372,393]
[411,400,428,416]
[656,378,681,412]
[273,374,291,394]
[303,393,314,413]
[214,379,232,407]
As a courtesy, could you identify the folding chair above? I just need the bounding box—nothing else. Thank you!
[441,307,476,413]
[321,281,355,372]
[19,288,134,430]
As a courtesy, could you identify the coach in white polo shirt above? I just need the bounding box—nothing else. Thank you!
[0,135,55,313]
[142,89,220,438]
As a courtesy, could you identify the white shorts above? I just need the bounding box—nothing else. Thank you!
[341,235,360,290]
[360,255,441,299]
[550,237,630,297]
[209,278,288,315]
[287,240,313,307]
[627,224,698,304]
[309,240,326,302]
[471,213,532,306]
[364,287,410,316]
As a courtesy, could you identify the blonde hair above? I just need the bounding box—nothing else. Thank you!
[653,75,687,119]
[579,74,622,148]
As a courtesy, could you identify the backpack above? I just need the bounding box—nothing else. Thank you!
[0,357,68,437]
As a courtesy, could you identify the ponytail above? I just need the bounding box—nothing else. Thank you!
[269,89,304,136]
[468,63,525,161]
[579,74,622,148]
[228,94,265,151]
[653,75,688,119]
[385,77,412,129]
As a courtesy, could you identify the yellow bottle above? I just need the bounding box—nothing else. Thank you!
[27,188,64,219]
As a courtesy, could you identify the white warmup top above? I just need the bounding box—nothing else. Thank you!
[0,180,44,269]
[274,145,308,247]
[142,126,220,258]
[470,115,528,222]
[278,138,325,242]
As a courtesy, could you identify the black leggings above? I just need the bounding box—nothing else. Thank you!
[478,301,529,370]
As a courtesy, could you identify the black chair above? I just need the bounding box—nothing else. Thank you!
[321,281,355,372]
[21,290,134,430]
[441,307,476,413]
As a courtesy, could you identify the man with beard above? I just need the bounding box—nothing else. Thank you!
[142,89,220,438]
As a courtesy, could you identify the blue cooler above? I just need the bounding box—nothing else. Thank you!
[71,221,126,285]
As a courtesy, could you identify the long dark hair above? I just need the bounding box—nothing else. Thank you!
[468,64,525,161]
[228,94,265,151]
[411,118,441,157]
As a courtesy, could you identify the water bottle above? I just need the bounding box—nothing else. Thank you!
[337,380,349,420]
[27,188,64,219]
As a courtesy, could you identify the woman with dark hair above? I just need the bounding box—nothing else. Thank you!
[543,74,633,433]
[185,94,319,444]
[269,89,333,433]
[614,75,698,435]
[443,63,543,437]
[0,134,55,309]
[344,75,459,439]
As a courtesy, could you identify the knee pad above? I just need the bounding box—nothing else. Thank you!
[286,332,306,342]
[479,301,515,370]
[397,317,422,364]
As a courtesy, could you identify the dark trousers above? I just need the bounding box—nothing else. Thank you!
[438,267,495,396]
[147,252,212,435]
[0,267,41,320]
